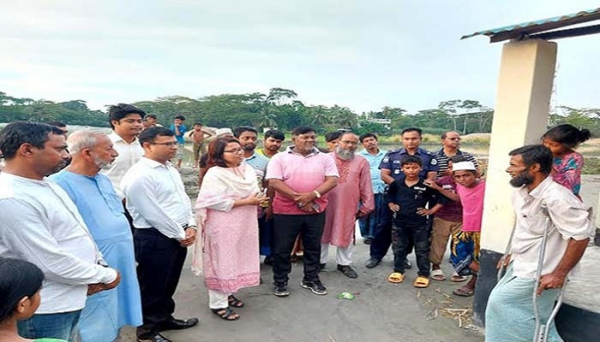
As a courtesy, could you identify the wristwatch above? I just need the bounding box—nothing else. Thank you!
[97,259,109,268]
[313,190,321,199]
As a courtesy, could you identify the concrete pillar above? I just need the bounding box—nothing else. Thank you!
[473,39,557,326]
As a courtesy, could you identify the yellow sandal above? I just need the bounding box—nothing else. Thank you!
[388,272,404,283]
[413,276,430,288]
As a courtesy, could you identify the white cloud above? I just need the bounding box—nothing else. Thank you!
[1,0,599,113]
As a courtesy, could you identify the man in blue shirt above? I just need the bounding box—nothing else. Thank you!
[51,130,143,342]
[366,127,439,269]
[169,115,187,168]
[357,133,386,244]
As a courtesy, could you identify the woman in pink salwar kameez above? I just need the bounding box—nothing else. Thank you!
[194,137,265,321]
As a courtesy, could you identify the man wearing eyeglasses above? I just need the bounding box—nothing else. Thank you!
[428,131,480,282]
[435,131,479,177]
[121,127,199,342]
[320,132,374,278]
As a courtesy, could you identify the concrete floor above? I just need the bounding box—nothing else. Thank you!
[120,239,484,342]
[118,175,600,342]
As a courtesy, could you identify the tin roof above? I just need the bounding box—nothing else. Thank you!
[462,7,600,43]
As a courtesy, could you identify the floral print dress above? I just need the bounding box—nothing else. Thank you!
[551,151,584,197]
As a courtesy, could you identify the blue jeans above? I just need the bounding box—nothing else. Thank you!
[258,215,275,256]
[18,310,82,342]
[358,194,384,238]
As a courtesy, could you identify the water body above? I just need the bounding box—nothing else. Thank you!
[180,142,600,167]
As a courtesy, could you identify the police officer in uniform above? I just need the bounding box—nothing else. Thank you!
[365,127,439,269]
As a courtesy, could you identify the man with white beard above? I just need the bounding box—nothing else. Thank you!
[320,132,374,278]
[51,131,142,342]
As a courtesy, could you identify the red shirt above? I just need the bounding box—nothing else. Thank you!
[435,176,463,222]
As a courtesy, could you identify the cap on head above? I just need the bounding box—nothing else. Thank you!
[452,161,476,172]
[215,128,233,137]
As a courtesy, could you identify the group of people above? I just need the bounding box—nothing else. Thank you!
[0,101,594,342]
[0,104,201,342]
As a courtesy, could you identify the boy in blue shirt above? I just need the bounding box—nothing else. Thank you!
[170,115,187,168]
[386,155,445,288]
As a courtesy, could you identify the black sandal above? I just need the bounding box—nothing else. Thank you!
[211,307,239,321]
[228,295,245,308]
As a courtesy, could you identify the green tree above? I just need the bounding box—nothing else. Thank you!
[266,88,298,106]
[331,106,358,129]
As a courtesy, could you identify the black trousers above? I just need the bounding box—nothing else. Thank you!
[134,228,187,338]
[391,222,430,277]
[272,212,326,284]
[370,208,414,260]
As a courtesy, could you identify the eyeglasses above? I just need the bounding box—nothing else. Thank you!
[151,142,178,147]
[224,149,244,154]
[448,137,461,141]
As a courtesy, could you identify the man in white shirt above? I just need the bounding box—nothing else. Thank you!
[0,122,120,341]
[121,127,199,342]
[486,144,590,342]
[101,103,146,199]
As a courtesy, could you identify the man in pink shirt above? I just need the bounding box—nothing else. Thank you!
[266,126,339,297]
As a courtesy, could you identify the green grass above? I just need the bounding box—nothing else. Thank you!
[583,157,600,175]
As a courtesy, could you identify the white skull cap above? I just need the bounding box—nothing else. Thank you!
[215,128,233,137]
[452,161,476,171]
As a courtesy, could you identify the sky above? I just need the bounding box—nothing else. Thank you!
[1,0,598,114]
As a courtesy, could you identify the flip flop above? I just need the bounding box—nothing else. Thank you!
[388,272,404,283]
[451,273,467,282]
[413,276,430,288]
[453,286,474,297]
[431,269,446,281]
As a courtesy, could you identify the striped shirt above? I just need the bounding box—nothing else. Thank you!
[435,148,478,177]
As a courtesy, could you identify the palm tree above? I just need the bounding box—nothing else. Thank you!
[256,105,278,129]
[309,106,331,126]
[258,112,277,129]
[332,106,358,129]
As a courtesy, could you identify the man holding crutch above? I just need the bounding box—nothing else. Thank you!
[486,145,591,342]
